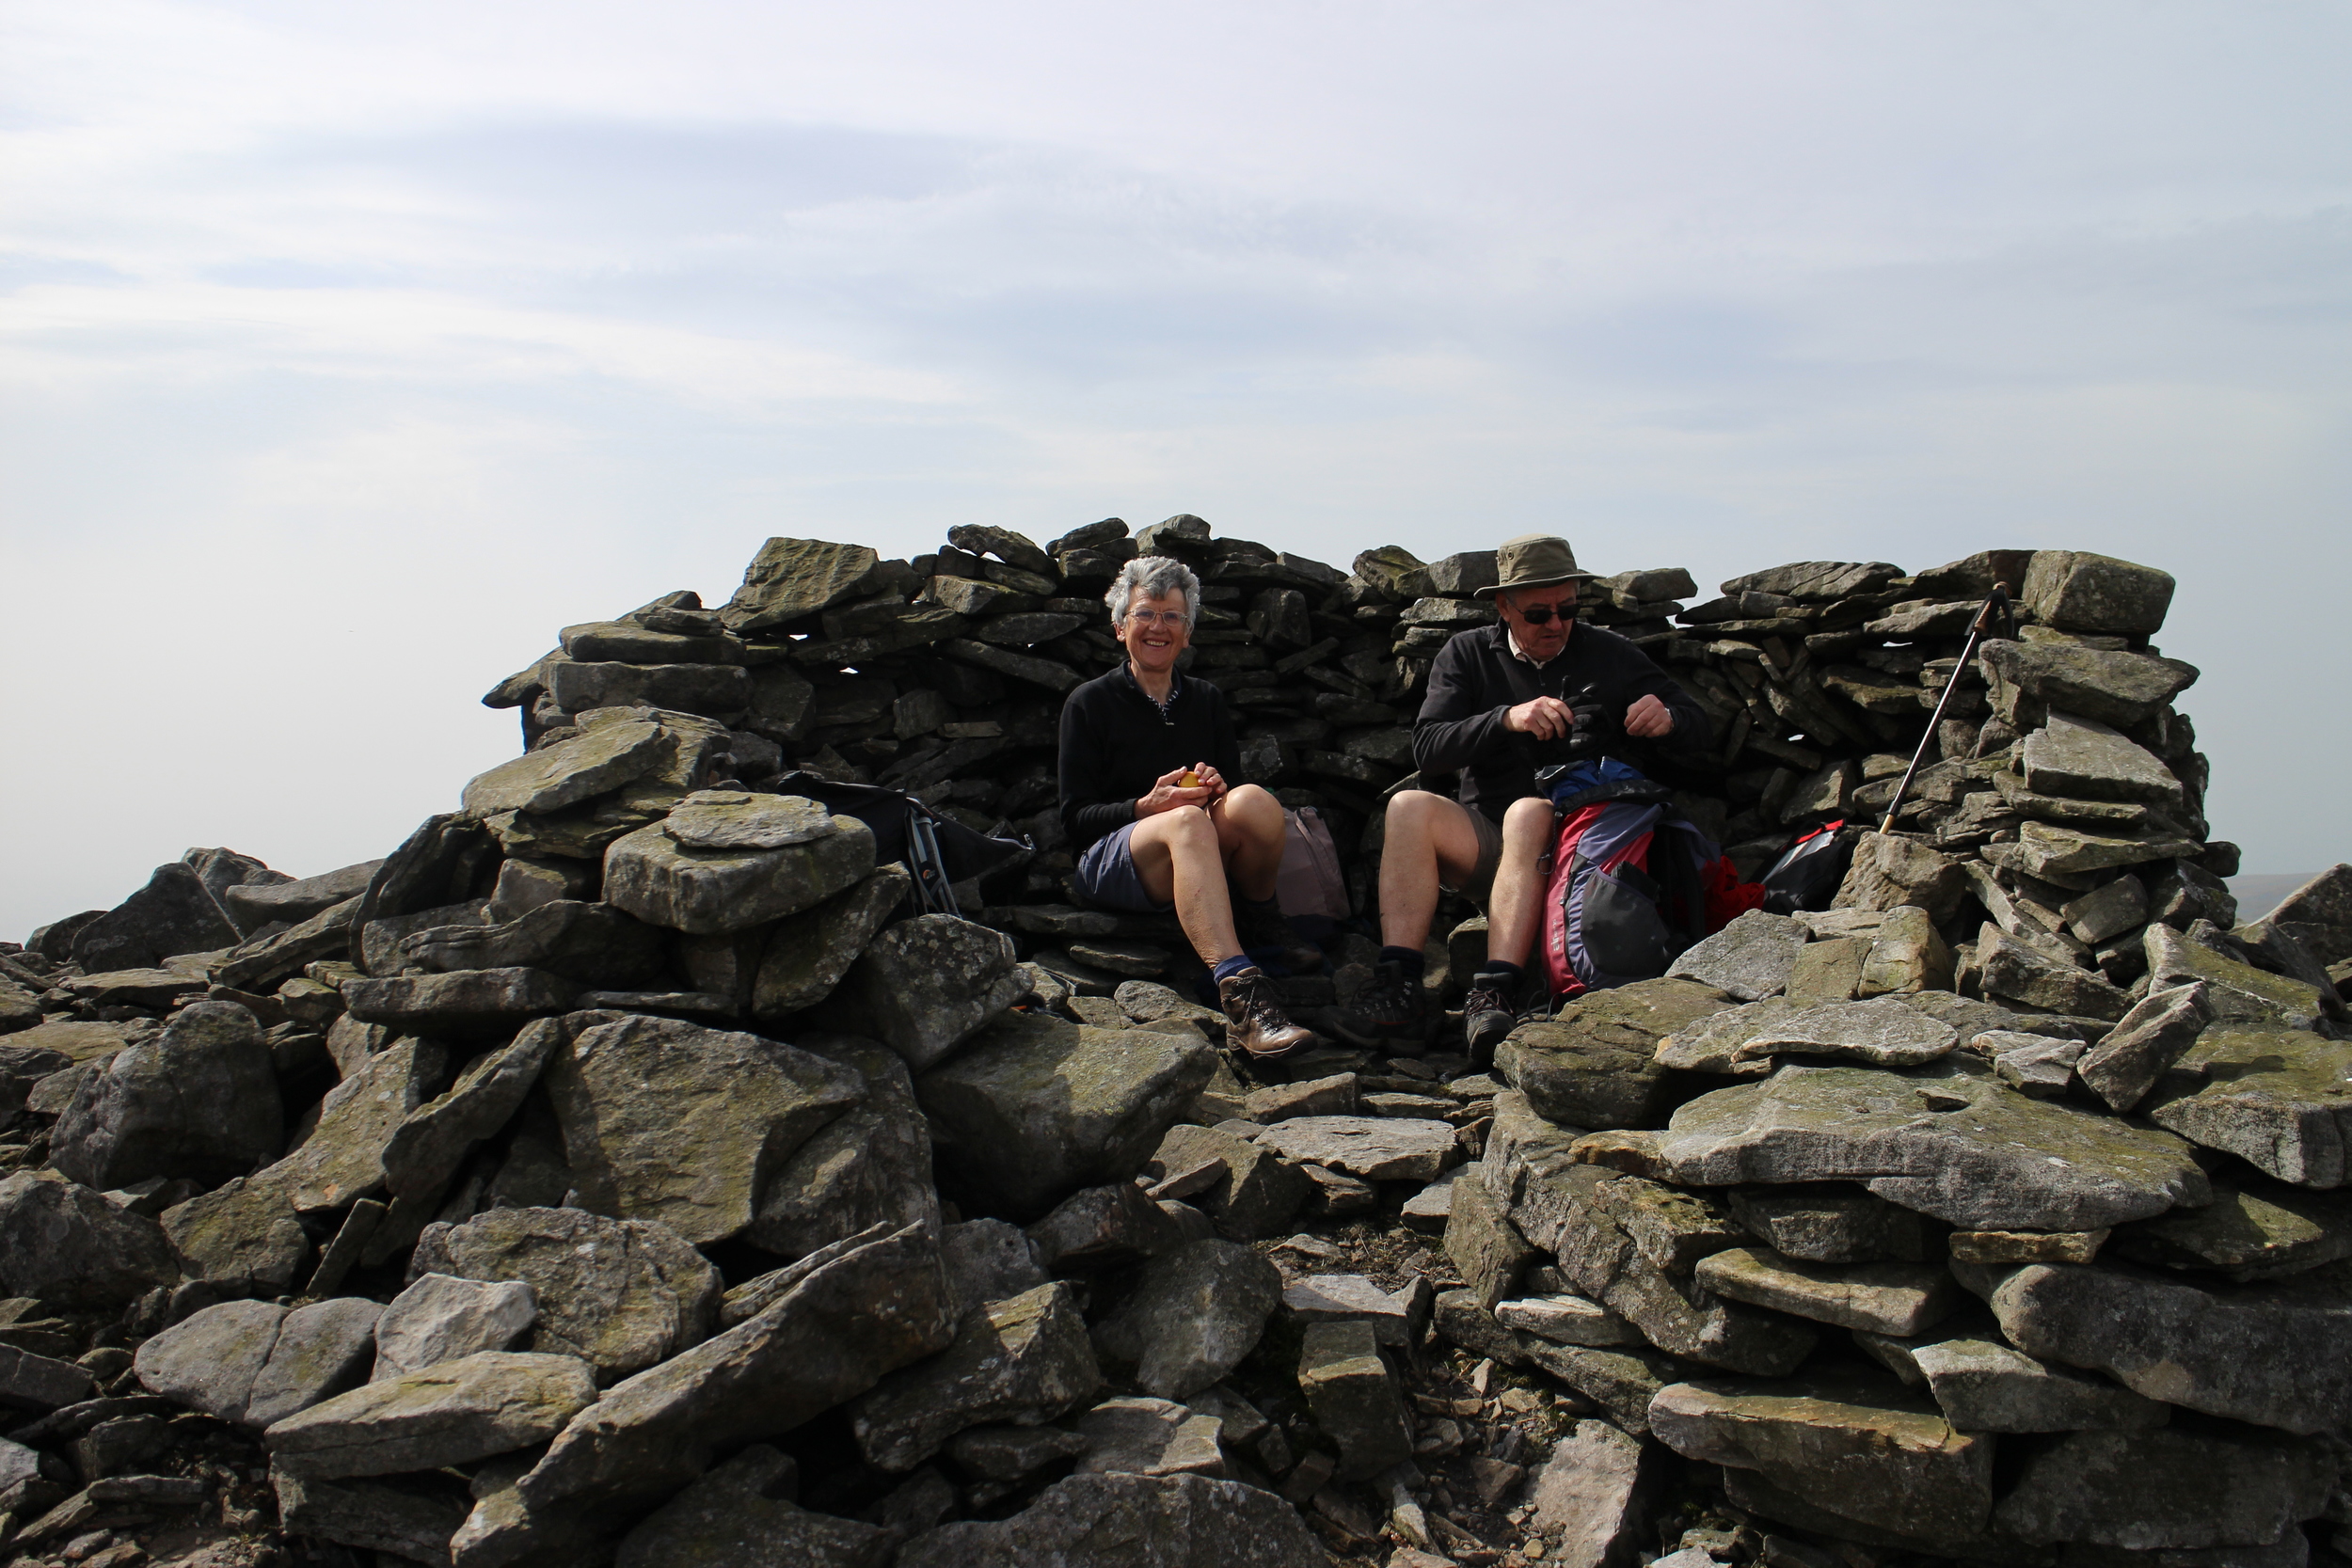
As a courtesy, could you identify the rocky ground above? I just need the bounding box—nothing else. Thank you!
[5,520,2351,1568]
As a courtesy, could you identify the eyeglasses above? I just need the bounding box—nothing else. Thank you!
[1512,600,1578,626]
[1125,610,1189,628]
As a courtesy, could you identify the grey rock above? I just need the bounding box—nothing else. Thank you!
[2065,873,2152,947]
[1968,1257,2352,1433]
[845,914,1025,1069]
[601,813,876,935]
[1994,1426,2329,1549]
[1732,995,1959,1068]
[1726,1183,1927,1264]
[2146,923,2328,1030]
[1089,1240,1279,1399]
[2022,550,2176,636]
[1978,927,2136,1021]
[1692,1246,1956,1336]
[946,1423,1091,1481]
[379,1021,562,1203]
[272,1468,473,1566]
[1648,1367,1994,1541]
[546,1013,865,1245]
[1498,977,1734,1128]
[1666,911,1807,1001]
[1654,1061,2209,1230]
[559,617,746,665]
[1141,1124,1308,1241]
[747,1033,939,1261]
[1832,833,1971,925]
[750,865,911,1020]
[2113,1176,2352,1279]
[50,1000,283,1190]
[1025,1182,1181,1275]
[1518,1340,1685,1435]
[938,1218,1050,1323]
[410,1207,721,1386]
[1991,1032,2085,1096]
[265,1350,596,1481]
[1652,998,1795,1076]
[1722,561,1900,601]
[721,538,883,633]
[547,660,751,718]
[71,861,240,974]
[612,1445,899,1568]
[215,895,363,993]
[1856,1327,2169,1432]
[1980,639,2200,729]
[850,1280,1101,1470]
[342,967,580,1040]
[1854,905,1956,996]
[358,899,487,980]
[460,720,672,816]
[2244,863,2352,968]
[483,856,591,924]
[134,1299,288,1424]
[0,1172,179,1308]
[1113,980,1223,1026]
[894,1472,1328,1568]
[2011,819,2205,881]
[1254,1115,1458,1182]
[1784,938,1868,1006]
[917,1011,1218,1220]
[2144,1022,2352,1187]
[158,1178,309,1291]
[226,860,385,929]
[661,789,836,850]
[1529,1418,1651,1568]
[373,1275,537,1382]
[1495,1293,1641,1347]
[1296,1319,1411,1479]
[2024,711,2185,805]
[1069,1396,1224,1478]
[392,901,668,990]
[1401,1170,1459,1232]
[265,1036,449,1212]
[516,1222,956,1512]
[1242,1071,1359,1123]
[246,1298,384,1429]
[1280,1274,1420,1347]
[0,1343,98,1412]
[1433,1288,1531,1369]
[1443,1164,1536,1308]
[2076,983,2215,1112]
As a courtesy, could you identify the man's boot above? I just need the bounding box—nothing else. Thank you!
[1232,893,1324,975]
[1218,966,1313,1060]
[1327,959,1429,1049]
[1462,971,1519,1068]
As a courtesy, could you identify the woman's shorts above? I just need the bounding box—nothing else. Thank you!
[1073,821,1177,913]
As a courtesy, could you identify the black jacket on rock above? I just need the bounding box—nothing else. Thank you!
[1412,623,1711,823]
[1057,664,1244,854]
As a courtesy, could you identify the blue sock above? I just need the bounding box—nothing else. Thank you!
[1477,960,1524,985]
[1380,945,1426,979]
[1213,955,1255,985]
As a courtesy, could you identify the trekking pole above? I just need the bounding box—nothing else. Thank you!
[1878,584,2014,834]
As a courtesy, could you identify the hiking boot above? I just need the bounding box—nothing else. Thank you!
[1218,966,1313,1061]
[1232,895,1324,975]
[1327,960,1429,1049]
[1463,976,1518,1067]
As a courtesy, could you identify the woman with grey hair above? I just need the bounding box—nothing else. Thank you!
[1056,556,1318,1060]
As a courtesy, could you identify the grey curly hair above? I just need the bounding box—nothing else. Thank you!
[1104,556,1201,629]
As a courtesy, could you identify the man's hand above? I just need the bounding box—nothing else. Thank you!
[1504,695,1576,739]
[1136,767,1216,816]
[1186,761,1232,799]
[1624,694,1675,738]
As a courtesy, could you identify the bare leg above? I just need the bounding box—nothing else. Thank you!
[1208,784,1287,901]
[1127,806,1241,965]
[1376,790,1488,952]
[1486,796,1558,968]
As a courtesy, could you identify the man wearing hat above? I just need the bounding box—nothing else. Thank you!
[1330,533,1710,1059]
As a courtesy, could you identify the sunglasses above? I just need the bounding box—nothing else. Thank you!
[1511,600,1579,626]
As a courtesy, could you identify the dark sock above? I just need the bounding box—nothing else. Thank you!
[1212,955,1255,986]
[1380,945,1426,980]
[1475,960,1523,987]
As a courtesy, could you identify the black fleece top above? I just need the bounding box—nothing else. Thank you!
[1413,622,1710,823]
[1057,664,1244,853]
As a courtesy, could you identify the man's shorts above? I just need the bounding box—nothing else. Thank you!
[1441,803,1507,908]
[1073,821,1177,913]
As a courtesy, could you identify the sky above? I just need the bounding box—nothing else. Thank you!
[3,1,2348,939]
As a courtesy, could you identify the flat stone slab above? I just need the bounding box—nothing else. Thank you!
[1648,1369,1994,1543]
[602,816,876,937]
[2143,1022,2352,1187]
[265,1351,596,1480]
[2113,1177,2352,1279]
[1497,977,1733,1129]
[1652,999,1793,1076]
[461,721,669,817]
[1855,1327,2169,1433]
[1665,911,1807,1001]
[660,791,836,851]
[2022,711,2185,805]
[1692,1246,1959,1337]
[1280,1275,1414,1346]
[1068,1396,1225,1479]
[2077,982,2212,1113]
[2147,924,2328,1031]
[1253,1116,1457,1183]
[1968,1256,2352,1434]
[1493,1293,1641,1347]
[1731,996,1959,1069]
[1653,1061,2210,1232]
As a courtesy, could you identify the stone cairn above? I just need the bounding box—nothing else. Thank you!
[4,515,2352,1568]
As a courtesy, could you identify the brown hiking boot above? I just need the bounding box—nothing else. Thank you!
[1217,966,1313,1060]
[1327,960,1429,1049]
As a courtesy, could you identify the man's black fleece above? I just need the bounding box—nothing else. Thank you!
[1413,622,1711,823]
[1057,664,1244,854]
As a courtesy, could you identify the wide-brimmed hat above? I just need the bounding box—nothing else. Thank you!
[1494,534,1596,593]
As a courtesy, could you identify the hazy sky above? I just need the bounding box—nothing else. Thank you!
[4,1,2347,938]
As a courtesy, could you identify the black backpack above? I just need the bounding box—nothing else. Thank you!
[766,771,1031,917]
[1759,820,1858,914]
